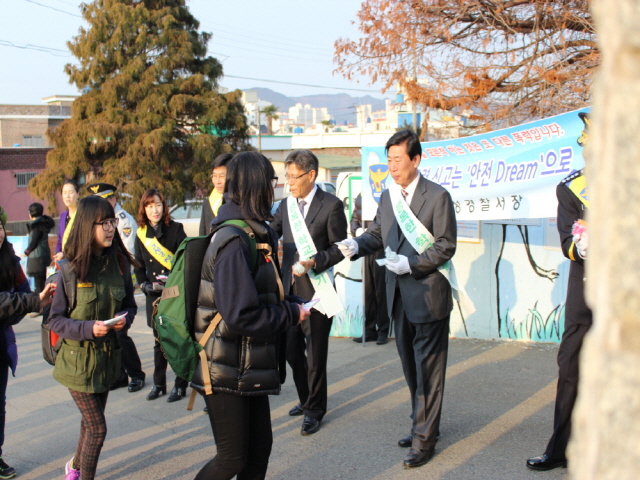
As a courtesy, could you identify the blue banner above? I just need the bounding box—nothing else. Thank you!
[361,108,588,221]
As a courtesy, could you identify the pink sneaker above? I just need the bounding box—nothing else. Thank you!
[64,458,79,480]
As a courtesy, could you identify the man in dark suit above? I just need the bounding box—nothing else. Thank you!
[338,129,457,468]
[199,153,233,235]
[271,149,348,436]
[526,113,591,471]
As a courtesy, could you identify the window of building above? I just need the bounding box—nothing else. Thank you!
[16,172,37,188]
[22,135,45,147]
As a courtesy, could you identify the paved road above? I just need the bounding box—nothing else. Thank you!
[6,296,568,479]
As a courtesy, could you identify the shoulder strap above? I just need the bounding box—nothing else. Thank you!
[215,220,258,272]
[58,260,76,312]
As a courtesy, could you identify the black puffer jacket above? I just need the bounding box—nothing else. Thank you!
[25,215,55,276]
[192,199,301,396]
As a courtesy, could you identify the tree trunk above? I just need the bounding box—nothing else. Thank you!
[568,1,640,479]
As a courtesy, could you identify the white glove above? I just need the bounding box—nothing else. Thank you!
[355,227,365,237]
[337,238,358,259]
[385,254,411,275]
[574,232,588,259]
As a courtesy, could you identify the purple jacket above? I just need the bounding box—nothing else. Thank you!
[0,252,30,375]
[55,210,70,254]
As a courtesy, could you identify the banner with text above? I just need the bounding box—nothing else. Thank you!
[362,108,588,221]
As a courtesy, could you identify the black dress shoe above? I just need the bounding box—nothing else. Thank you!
[289,403,304,416]
[526,454,567,471]
[109,376,129,391]
[301,416,321,435]
[376,335,388,345]
[403,448,435,469]
[167,386,186,403]
[127,378,145,393]
[146,384,166,401]
[353,335,377,343]
[398,434,412,447]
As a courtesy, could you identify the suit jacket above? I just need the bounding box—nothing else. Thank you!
[270,188,348,301]
[355,175,457,323]
[556,173,592,326]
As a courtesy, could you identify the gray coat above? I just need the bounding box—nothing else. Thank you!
[354,174,457,323]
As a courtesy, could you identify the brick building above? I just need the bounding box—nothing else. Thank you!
[0,95,74,223]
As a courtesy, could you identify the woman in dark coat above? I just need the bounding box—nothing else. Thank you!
[134,189,188,403]
[24,203,55,295]
[193,152,309,480]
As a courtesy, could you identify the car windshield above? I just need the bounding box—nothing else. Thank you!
[170,206,190,220]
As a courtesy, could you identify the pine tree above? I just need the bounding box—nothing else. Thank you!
[31,0,250,213]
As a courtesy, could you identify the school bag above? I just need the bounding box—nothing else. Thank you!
[152,220,259,408]
[41,261,74,365]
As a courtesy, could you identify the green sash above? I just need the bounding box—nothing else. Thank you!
[389,184,475,315]
[287,197,344,317]
[137,225,174,270]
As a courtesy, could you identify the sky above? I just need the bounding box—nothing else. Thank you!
[0,0,388,105]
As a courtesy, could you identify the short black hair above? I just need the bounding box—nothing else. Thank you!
[225,152,275,222]
[211,153,234,170]
[285,149,319,174]
[28,203,43,218]
[385,129,422,159]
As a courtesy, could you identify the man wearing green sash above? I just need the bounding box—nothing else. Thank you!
[199,153,233,235]
[338,130,457,469]
[271,149,348,436]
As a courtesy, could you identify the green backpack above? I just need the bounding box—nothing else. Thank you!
[152,220,257,403]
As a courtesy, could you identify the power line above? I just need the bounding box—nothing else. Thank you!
[0,39,72,57]
[224,75,381,94]
[23,0,82,18]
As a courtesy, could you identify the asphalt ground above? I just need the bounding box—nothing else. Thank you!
[6,294,569,480]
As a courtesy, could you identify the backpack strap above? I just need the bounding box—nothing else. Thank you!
[187,312,222,411]
[219,220,258,272]
[58,260,76,313]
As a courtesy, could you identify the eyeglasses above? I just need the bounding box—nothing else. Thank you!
[94,218,119,231]
[271,177,279,188]
[285,171,311,183]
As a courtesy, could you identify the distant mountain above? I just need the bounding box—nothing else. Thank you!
[244,87,388,125]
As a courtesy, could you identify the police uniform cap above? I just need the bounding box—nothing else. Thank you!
[87,182,117,198]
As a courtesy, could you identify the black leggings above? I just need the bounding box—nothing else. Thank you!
[195,392,273,480]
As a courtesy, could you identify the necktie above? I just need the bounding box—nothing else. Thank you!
[298,199,307,218]
[401,189,409,202]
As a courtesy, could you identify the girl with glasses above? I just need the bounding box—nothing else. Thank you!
[48,196,138,480]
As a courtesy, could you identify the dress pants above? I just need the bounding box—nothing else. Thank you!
[393,292,449,450]
[362,250,389,338]
[544,318,590,460]
[196,392,272,480]
[286,307,333,421]
[115,323,145,382]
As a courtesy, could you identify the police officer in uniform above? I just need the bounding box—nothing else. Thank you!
[87,183,146,393]
[526,112,591,471]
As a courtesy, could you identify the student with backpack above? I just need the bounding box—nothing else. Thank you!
[192,152,310,480]
[48,196,137,480]
[134,189,188,403]
[0,216,54,479]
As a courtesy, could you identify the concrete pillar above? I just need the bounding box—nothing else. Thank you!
[568,1,640,479]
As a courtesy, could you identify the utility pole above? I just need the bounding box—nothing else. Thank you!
[256,104,261,153]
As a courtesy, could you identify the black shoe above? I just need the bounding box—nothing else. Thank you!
[289,403,304,416]
[146,384,166,401]
[376,335,388,345]
[352,335,377,343]
[128,378,145,393]
[403,448,435,469]
[301,416,321,435]
[526,454,567,471]
[203,406,208,413]
[109,376,129,391]
[398,434,412,447]
[0,457,16,479]
[167,386,186,402]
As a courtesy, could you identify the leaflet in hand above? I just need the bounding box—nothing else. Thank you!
[302,299,320,311]
[102,314,126,326]
[376,246,399,266]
